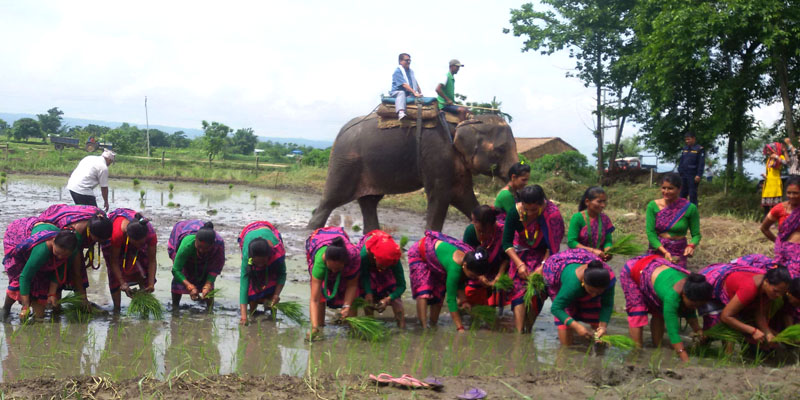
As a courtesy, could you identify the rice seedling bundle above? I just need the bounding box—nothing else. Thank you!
[468,305,497,330]
[351,297,370,311]
[524,274,546,312]
[272,301,306,326]
[598,334,636,350]
[772,324,800,346]
[203,289,221,299]
[345,316,389,342]
[604,234,646,256]
[493,274,514,292]
[59,293,95,323]
[704,323,744,343]
[127,291,164,320]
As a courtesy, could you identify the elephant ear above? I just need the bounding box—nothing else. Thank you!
[453,120,483,170]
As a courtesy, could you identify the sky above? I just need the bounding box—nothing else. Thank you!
[0,0,783,171]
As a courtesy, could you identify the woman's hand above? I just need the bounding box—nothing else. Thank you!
[20,306,31,321]
[120,282,132,298]
[683,246,695,257]
[478,276,492,287]
[270,295,280,308]
[516,263,530,280]
[752,328,766,343]
[200,283,212,299]
[376,297,391,313]
[340,306,351,319]
[594,326,607,340]
[661,250,674,263]
[364,293,374,307]
[239,316,249,326]
[186,283,199,300]
[573,323,593,340]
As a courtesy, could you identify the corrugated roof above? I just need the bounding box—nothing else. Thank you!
[515,137,577,153]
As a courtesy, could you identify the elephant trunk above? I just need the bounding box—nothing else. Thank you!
[495,152,519,183]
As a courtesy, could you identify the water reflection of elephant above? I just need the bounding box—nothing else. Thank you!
[164,317,221,376]
[308,114,519,232]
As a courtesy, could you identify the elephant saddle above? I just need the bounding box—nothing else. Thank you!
[375,103,461,130]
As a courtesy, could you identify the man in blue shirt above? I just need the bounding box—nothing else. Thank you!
[678,131,704,206]
[390,53,422,120]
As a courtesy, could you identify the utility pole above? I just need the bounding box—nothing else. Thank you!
[145,96,151,158]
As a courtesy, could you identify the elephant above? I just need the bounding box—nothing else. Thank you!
[307,113,519,233]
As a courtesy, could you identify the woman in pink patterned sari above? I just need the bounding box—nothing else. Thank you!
[762,177,800,278]
[502,184,564,333]
[645,173,701,268]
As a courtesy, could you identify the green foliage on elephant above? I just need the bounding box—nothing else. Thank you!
[12,118,43,142]
[201,120,232,163]
[231,127,258,155]
[529,151,595,182]
[106,123,146,154]
[37,107,64,136]
[301,148,331,168]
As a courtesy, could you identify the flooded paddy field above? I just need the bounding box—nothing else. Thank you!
[1,174,799,399]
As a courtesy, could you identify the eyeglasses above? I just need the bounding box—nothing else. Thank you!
[402,58,411,62]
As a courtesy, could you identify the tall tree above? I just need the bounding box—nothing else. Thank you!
[506,0,637,179]
[169,131,191,148]
[231,127,258,155]
[201,120,232,163]
[12,118,42,142]
[37,107,64,136]
[0,118,9,138]
[106,123,145,154]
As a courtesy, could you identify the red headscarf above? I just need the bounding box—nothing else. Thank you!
[764,142,783,168]
[365,230,401,268]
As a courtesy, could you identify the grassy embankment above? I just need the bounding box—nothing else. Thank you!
[0,141,771,267]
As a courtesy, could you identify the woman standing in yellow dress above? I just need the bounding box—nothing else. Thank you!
[762,142,785,219]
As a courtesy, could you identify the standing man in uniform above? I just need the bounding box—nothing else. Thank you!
[390,53,422,120]
[66,148,115,211]
[436,59,471,121]
[678,131,704,206]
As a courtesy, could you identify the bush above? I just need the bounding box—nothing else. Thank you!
[301,148,331,168]
[529,151,596,183]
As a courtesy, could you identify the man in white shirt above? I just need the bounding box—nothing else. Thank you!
[66,149,115,211]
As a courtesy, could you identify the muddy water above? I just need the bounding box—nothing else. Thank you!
[0,174,778,383]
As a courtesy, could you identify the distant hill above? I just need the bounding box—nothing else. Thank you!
[0,112,332,149]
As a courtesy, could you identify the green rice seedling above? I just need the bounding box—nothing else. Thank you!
[704,323,744,343]
[604,234,646,256]
[59,293,94,323]
[203,289,221,299]
[468,305,497,330]
[344,316,389,342]
[524,274,545,312]
[772,324,800,346]
[228,184,233,189]
[350,297,370,311]
[1,171,6,177]
[139,190,145,200]
[133,178,140,186]
[127,291,164,320]
[167,202,176,207]
[168,183,174,191]
[270,200,279,206]
[597,334,636,350]
[207,209,218,215]
[272,301,306,325]
[493,274,514,292]
[399,235,409,250]
[351,225,361,232]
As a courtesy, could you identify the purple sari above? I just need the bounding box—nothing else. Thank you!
[168,220,226,294]
[698,262,767,329]
[408,231,472,304]
[357,231,398,299]
[775,206,800,278]
[543,248,615,327]
[238,221,286,301]
[305,227,360,308]
[648,198,691,267]
[465,222,506,305]
[578,212,615,249]
[621,255,690,328]
[510,201,564,306]
[101,209,158,291]
[38,204,106,289]
[3,217,66,303]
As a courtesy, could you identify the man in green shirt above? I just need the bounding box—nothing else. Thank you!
[436,59,471,121]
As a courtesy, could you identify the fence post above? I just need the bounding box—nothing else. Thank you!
[649,168,653,187]
[5,143,8,161]
[256,156,259,169]
[161,151,165,168]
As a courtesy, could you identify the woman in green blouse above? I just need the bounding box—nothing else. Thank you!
[567,186,614,260]
[494,162,530,216]
[645,173,701,267]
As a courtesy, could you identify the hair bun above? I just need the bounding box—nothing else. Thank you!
[587,260,604,269]
[202,221,214,230]
[687,272,706,283]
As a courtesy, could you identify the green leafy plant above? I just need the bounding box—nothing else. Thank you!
[598,334,636,350]
[468,305,497,330]
[203,289,221,299]
[399,235,409,250]
[228,184,233,189]
[345,316,389,342]
[704,323,744,343]
[139,190,145,200]
[132,178,140,186]
[272,301,305,325]
[524,274,545,312]
[350,297,371,311]
[494,274,514,291]
[604,234,646,256]
[128,291,164,320]
[351,225,361,232]
[59,293,95,323]
[167,202,177,207]
[772,324,800,346]
[270,200,279,206]
[168,183,174,191]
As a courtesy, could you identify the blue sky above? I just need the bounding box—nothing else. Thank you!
[0,0,781,172]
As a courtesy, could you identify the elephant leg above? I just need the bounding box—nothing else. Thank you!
[424,190,452,232]
[357,195,384,233]
[307,163,362,229]
[450,189,479,220]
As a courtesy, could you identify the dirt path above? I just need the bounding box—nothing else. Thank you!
[1,364,798,399]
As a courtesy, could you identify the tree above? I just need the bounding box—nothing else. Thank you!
[506,0,637,180]
[301,148,331,167]
[231,128,258,155]
[12,118,42,142]
[594,136,643,166]
[37,107,64,136]
[201,120,232,163]
[106,123,145,154]
[0,119,9,138]
[147,129,169,148]
[169,131,191,148]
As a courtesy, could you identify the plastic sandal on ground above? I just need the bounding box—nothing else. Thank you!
[457,387,487,400]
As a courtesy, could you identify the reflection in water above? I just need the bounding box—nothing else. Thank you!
[164,317,222,376]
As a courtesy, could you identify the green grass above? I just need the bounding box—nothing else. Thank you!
[272,301,305,326]
[127,291,164,320]
[493,274,513,292]
[604,234,646,256]
[344,317,389,342]
[524,274,545,312]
